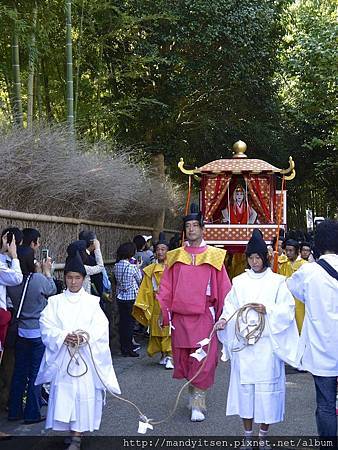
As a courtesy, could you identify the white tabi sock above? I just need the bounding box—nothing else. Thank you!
[190,408,205,422]
[258,429,271,450]
[241,429,253,450]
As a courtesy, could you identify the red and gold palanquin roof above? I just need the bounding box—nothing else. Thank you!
[196,159,281,174]
[178,140,295,179]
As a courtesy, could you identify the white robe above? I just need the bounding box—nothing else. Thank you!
[35,288,120,432]
[217,268,299,424]
[287,254,338,376]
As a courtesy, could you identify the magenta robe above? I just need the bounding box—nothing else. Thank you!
[157,245,231,389]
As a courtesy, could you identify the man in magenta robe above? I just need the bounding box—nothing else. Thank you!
[157,204,231,422]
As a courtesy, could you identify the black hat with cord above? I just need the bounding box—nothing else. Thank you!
[154,232,169,249]
[183,203,204,227]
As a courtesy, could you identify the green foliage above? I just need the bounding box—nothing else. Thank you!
[97,0,292,169]
[0,1,290,153]
[279,0,338,221]
[0,0,336,224]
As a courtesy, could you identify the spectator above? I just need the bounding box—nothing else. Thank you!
[7,247,56,423]
[133,235,154,270]
[2,227,23,247]
[113,242,142,357]
[0,229,23,349]
[79,230,104,297]
[22,228,41,252]
[0,227,23,277]
[0,229,23,440]
[143,235,153,251]
[287,219,338,438]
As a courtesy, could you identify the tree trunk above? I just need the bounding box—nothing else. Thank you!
[3,73,13,121]
[66,0,74,130]
[150,152,166,241]
[11,5,23,127]
[27,2,38,129]
[41,59,54,121]
[74,0,85,124]
[95,45,103,139]
[35,64,42,121]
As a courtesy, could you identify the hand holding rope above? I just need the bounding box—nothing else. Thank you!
[64,330,90,377]
[214,303,266,352]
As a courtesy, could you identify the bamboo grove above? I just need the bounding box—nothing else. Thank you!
[0,0,337,227]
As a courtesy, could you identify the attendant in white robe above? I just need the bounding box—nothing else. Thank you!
[287,219,338,438]
[215,229,299,445]
[35,250,120,450]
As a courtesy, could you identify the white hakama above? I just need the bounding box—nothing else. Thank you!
[226,353,286,424]
[218,268,299,425]
[46,379,104,432]
[35,288,121,432]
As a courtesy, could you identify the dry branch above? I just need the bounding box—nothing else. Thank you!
[0,124,183,226]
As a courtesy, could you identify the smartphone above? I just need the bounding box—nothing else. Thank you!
[41,249,49,260]
[136,255,143,265]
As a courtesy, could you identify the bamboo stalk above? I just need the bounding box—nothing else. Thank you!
[11,4,23,127]
[27,2,38,129]
[65,0,74,130]
[74,0,85,123]
[35,62,42,121]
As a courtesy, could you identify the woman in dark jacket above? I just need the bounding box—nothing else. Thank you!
[7,247,56,424]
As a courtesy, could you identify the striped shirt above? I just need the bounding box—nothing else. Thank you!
[113,260,142,301]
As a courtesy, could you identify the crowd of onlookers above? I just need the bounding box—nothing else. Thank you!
[0,227,57,431]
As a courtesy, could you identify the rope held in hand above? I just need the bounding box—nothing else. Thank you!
[231,304,265,352]
[65,305,265,428]
[66,330,90,377]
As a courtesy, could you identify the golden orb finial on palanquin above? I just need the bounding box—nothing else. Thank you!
[232,140,247,158]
